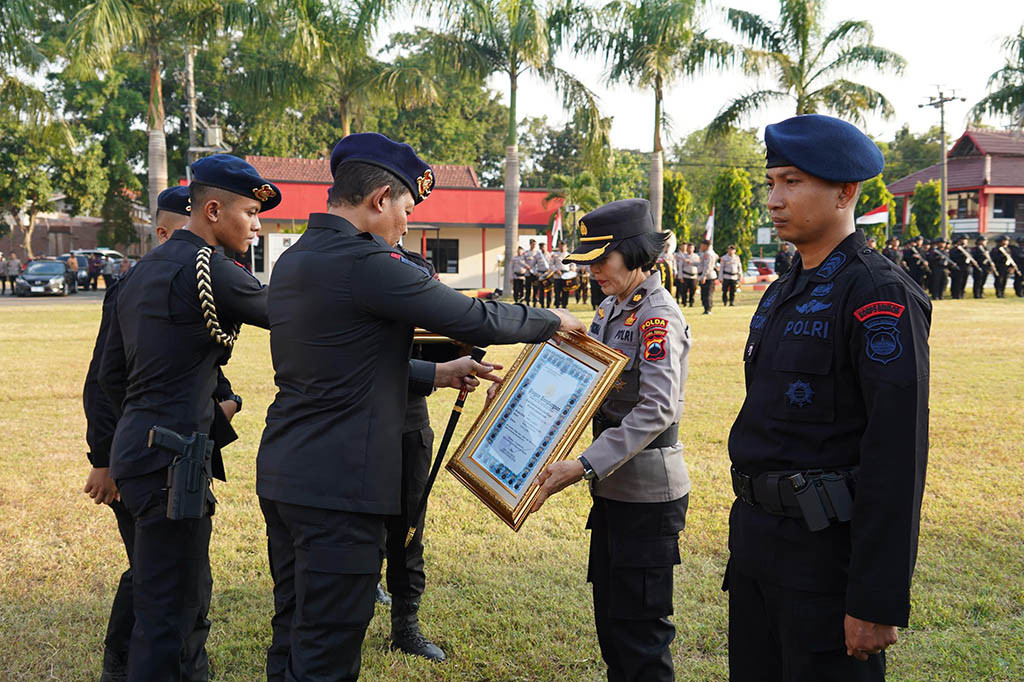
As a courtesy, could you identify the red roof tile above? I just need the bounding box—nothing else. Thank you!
[951,129,1024,157]
[244,156,480,187]
[887,156,1024,195]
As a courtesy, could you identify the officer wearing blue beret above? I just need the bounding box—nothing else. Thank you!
[96,154,277,682]
[255,132,584,682]
[726,115,931,682]
[82,181,248,682]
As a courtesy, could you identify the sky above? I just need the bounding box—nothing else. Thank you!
[389,0,1022,151]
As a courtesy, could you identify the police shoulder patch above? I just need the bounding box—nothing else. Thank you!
[854,301,906,365]
[389,251,431,277]
[641,317,669,362]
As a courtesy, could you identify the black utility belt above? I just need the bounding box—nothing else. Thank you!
[593,417,679,449]
[731,465,856,532]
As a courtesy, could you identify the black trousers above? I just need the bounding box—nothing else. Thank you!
[722,279,737,305]
[1015,272,1023,297]
[972,268,986,298]
[261,498,384,682]
[525,275,538,306]
[677,278,696,306]
[726,562,885,682]
[994,271,1008,297]
[587,494,688,682]
[950,270,968,299]
[512,278,525,303]
[117,470,213,682]
[700,280,714,313]
[6,275,15,293]
[928,271,947,300]
[102,497,212,680]
[554,278,565,307]
[383,426,433,607]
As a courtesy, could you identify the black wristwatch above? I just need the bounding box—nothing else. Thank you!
[578,455,597,481]
[227,393,242,413]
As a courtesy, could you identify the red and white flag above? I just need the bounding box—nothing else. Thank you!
[550,210,562,248]
[704,208,715,244]
[856,204,889,225]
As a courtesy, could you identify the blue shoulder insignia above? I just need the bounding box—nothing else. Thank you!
[816,252,847,280]
[389,251,431,277]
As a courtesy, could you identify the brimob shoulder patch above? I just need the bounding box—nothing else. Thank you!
[854,301,906,365]
[853,301,905,322]
[389,251,431,277]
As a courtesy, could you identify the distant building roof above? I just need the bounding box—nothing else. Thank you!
[244,155,480,188]
[887,129,1024,195]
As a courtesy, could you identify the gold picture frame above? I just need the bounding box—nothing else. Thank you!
[446,331,627,532]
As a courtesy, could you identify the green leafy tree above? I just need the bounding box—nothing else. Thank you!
[708,167,756,267]
[520,116,588,188]
[709,0,905,137]
[876,125,943,185]
[0,116,56,258]
[855,174,894,241]
[428,0,609,292]
[598,149,649,202]
[662,170,693,242]
[0,0,51,117]
[576,0,732,230]
[544,171,602,245]
[971,26,1024,128]
[910,180,942,240]
[671,125,764,233]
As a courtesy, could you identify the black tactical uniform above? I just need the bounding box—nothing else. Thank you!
[948,238,973,299]
[84,278,240,681]
[925,240,954,300]
[990,237,1014,298]
[98,156,276,682]
[728,115,930,682]
[256,210,559,682]
[881,244,904,271]
[970,239,993,298]
[1012,238,1024,297]
[729,230,930,681]
[902,241,928,290]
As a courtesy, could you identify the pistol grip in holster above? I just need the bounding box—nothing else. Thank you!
[149,427,216,521]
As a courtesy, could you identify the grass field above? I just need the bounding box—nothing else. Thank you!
[1,289,1022,681]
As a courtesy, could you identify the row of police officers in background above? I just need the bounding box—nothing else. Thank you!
[881,233,1024,300]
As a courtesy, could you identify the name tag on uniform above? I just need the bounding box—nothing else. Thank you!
[782,318,831,339]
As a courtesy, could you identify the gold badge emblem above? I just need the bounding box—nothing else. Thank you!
[417,169,434,199]
[624,312,637,326]
[579,220,588,236]
[613,378,625,392]
[632,293,643,303]
[597,307,605,319]
[253,184,277,202]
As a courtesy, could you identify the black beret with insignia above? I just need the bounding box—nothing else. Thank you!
[564,198,654,264]
[157,186,191,216]
[190,154,282,212]
[765,114,884,183]
[330,132,434,204]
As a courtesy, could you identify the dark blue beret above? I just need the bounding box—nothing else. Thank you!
[765,114,884,183]
[190,154,282,212]
[564,198,654,264]
[330,132,434,204]
[157,186,191,216]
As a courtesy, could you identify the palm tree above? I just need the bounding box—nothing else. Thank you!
[427,0,609,294]
[972,26,1024,129]
[66,0,259,249]
[1,0,51,118]
[708,0,905,138]
[544,170,602,245]
[577,0,732,230]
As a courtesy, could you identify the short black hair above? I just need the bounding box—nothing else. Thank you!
[190,182,241,212]
[328,161,411,207]
[701,238,711,246]
[613,232,669,271]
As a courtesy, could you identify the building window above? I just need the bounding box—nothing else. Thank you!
[993,195,1019,219]
[425,238,459,273]
[945,191,978,219]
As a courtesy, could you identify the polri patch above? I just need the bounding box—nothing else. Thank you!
[782,318,831,339]
[613,329,633,342]
[796,299,833,314]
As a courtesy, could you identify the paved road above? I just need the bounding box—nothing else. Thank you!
[0,287,107,306]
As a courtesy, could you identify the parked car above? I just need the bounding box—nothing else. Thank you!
[743,258,778,284]
[60,249,126,289]
[14,259,76,296]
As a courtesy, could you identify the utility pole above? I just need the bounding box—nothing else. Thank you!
[185,44,198,181]
[919,88,965,241]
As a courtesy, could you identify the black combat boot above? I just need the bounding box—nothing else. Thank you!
[390,600,446,662]
[99,648,128,682]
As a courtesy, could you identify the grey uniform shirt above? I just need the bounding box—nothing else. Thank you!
[532,251,550,274]
[698,249,718,281]
[6,257,21,276]
[719,254,741,281]
[511,255,528,278]
[581,271,691,503]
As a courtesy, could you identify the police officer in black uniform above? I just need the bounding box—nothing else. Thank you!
[925,237,955,300]
[948,234,974,299]
[255,133,584,682]
[775,242,793,276]
[881,237,904,271]
[902,236,928,290]
[970,237,994,298]
[98,157,278,682]
[1012,236,1024,297]
[83,186,245,682]
[727,115,930,682]
[990,235,1016,298]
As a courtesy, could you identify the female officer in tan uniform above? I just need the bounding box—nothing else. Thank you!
[532,198,691,682]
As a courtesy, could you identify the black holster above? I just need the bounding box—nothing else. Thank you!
[149,426,217,520]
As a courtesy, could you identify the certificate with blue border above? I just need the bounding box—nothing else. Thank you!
[446,331,627,531]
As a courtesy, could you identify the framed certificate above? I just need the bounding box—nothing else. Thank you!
[446,331,627,531]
